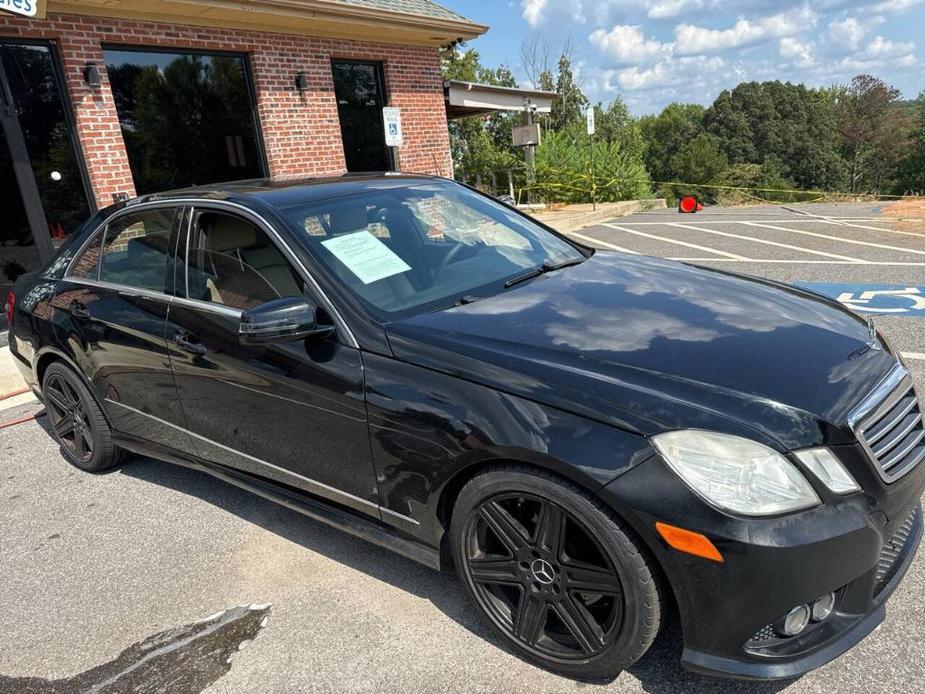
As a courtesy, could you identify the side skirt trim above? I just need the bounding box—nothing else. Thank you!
[113,433,441,570]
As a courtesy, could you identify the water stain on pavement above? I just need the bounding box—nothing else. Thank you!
[0,604,271,694]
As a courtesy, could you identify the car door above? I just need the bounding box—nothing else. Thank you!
[51,204,193,452]
[167,204,379,517]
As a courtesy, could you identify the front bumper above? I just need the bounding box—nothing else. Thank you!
[600,446,925,680]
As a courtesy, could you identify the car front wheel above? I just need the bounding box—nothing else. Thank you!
[450,465,662,679]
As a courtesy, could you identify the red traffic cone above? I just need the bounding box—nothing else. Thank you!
[678,195,700,213]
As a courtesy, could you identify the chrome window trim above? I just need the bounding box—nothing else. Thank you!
[62,197,359,349]
[64,200,184,282]
[848,361,920,483]
[170,293,243,319]
[60,277,172,303]
[104,398,417,523]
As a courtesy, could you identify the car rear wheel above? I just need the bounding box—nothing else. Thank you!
[42,362,122,473]
[450,465,661,679]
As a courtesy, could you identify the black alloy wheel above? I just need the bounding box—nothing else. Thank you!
[42,362,122,473]
[45,372,94,464]
[464,493,624,660]
[452,467,661,678]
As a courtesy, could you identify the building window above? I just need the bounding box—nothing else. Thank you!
[104,47,264,195]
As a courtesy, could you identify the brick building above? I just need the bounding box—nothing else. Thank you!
[0,0,486,291]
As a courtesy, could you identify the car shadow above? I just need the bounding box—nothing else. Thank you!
[101,450,797,693]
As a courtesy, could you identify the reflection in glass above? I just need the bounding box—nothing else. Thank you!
[0,129,40,291]
[1,42,90,256]
[332,61,390,172]
[104,48,263,195]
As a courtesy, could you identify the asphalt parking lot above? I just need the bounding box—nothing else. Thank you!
[1,202,924,693]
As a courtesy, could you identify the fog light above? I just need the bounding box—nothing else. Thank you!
[811,593,836,622]
[780,604,810,636]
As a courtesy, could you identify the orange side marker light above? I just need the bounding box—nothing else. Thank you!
[655,522,724,563]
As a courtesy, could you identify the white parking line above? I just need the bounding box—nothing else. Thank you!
[668,222,870,263]
[602,223,750,260]
[741,221,925,256]
[667,259,925,265]
[818,219,925,238]
[902,352,925,361]
[565,231,641,254]
[613,218,892,225]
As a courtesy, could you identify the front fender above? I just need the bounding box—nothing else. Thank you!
[362,352,652,547]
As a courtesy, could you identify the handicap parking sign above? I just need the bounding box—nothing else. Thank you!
[797,283,925,316]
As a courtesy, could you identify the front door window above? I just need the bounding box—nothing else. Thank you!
[331,60,391,172]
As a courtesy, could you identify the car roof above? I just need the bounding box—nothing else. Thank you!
[129,173,448,210]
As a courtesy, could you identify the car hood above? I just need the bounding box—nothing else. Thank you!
[385,253,898,451]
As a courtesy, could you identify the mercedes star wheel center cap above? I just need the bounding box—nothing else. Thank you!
[531,558,556,584]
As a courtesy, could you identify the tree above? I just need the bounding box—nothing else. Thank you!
[671,133,727,184]
[638,103,704,184]
[894,92,925,194]
[835,75,909,193]
[549,54,588,132]
[594,98,645,162]
[534,125,650,203]
[703,81,846,191]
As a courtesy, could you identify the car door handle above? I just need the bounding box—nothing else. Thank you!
[174,331,207,356]
[69,300,91,319]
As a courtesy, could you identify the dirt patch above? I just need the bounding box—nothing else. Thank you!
[882,199,925,234]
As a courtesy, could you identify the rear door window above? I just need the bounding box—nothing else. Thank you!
[98,208,178,292]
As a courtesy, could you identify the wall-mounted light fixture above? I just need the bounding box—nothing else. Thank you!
[294,71,308,94]
[83,62,102,88]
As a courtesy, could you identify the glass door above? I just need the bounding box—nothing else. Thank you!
[0,40,92,297]
[331,60,392,172]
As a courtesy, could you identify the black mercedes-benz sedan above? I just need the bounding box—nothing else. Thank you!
[6,175,924,681]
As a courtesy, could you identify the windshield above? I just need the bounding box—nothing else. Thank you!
[280,181,585,321]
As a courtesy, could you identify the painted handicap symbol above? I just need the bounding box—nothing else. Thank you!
[835,287,925,314]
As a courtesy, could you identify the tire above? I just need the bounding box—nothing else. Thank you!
[450,465,661,679]
[42,362,123,473]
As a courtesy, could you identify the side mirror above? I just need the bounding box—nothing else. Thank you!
[239,296,334,345]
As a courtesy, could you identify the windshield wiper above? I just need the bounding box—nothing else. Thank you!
[503,257,586,288]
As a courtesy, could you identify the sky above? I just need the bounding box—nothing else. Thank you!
[437,1,925,115]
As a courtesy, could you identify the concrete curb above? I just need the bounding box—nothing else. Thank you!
[0,346,34,413]
[534,199,667,233]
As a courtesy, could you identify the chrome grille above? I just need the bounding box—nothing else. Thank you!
[855,375,925,481]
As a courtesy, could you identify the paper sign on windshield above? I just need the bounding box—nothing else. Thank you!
[322,231,411,285]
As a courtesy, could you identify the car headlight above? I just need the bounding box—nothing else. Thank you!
[651,430,821,516]
[793,448,861,495]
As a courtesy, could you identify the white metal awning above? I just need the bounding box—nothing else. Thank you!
[444,80,555,120]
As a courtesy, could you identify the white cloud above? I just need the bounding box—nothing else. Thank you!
[827,18,867,50]
[864,34,915,57]
[613,55,730,91]
[589,25,670,64]
[674,6,817,55]
[645,0,705,19]
[836,34,916,70]
[870,0,924,13]
[779,37,815,67]
[520,0,588,27]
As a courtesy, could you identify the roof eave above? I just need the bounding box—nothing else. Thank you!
[47,0,489,47]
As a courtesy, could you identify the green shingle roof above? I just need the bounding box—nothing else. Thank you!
[334,0,471,23]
